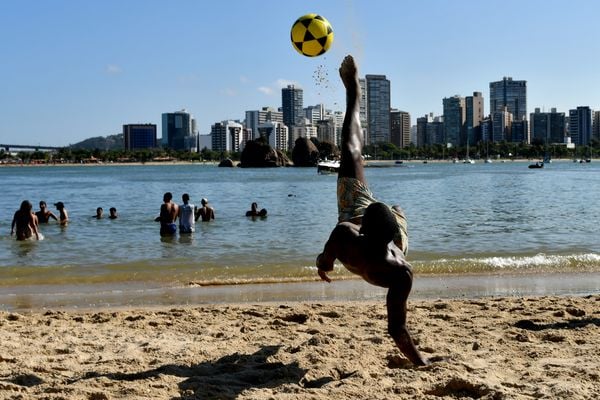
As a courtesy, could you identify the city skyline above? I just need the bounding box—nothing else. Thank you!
[2,1,600,147]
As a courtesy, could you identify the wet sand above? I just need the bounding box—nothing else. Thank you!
[1,294,599,399]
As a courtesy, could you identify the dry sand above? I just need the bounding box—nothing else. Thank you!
[1,295,599,399]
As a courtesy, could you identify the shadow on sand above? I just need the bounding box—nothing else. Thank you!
[73,345,307,399]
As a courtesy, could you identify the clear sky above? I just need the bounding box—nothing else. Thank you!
[1,0,599,147]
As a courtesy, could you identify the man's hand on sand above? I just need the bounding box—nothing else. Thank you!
[316,253,332,282]
[318,269,332,283]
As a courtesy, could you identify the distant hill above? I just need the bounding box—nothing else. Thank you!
[69,134,124,150]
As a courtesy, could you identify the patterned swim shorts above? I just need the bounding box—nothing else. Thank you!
[337,177,408,255]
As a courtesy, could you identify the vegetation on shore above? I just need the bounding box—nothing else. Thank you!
[2,137,598,165]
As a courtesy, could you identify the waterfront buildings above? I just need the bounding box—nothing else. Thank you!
[291,119,318,150]
[390,109,410,148]
[489,77,527,122]
[257,121,288,151]
[491,107,513,142]
[123,124,157,150]
[365,74,391,144]
[465,92,484,145]
[442,95,465,147]
[530,108,566,144]
[281,85,304,129]
[568,106,592,145]
[161,110,196,151]
[245,107,283,141]
[210,121,244,153]
[594,111,600,141]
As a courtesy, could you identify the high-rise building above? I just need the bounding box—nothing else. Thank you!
[316,117,339,145]
[210,121,244,153]
[281,85,304,128]
[530,108,566,144]
[359,78,369,143]
[245,107,283,140]
[489,77,527,121]
[162,109,195,151]
[491,107,513,142]
[390,110,411,148]
[365,74,391,144]
[593,110,600,141]
[416,114,432,147]
[304,104,326,125]
[465,92,484,145]
[511,120,529,143]
[257,121,288,151]
[290,119,318,150]
[568,106,592,145]
[123,124,157,150]
[443,95,465,147]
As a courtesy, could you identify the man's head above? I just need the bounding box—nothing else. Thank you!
[201,198,208,205]
[360,202,398,244]
[163,192,173,202]
[182,193,190,202]
[39,201,47,209]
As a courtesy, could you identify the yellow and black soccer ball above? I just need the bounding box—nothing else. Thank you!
[290,14,334,57]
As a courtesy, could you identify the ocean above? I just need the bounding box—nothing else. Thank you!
[1,161,599,310]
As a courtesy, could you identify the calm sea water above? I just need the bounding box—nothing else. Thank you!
[1,161,599,308]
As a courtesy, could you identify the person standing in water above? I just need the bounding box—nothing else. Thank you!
[11,200,41,241]
[178,193,196,233]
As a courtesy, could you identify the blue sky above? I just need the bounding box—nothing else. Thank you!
[1,0,599,147]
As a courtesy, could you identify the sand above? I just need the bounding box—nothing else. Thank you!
[1,295,599,399]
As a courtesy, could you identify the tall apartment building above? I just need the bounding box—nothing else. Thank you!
[210,121,244,153]
[304,104,326,125]
[359,78,369,143]
[593,110,600,140]
[281,85,304,128]
[245,107,283,140]
[123,124,157,150]
[465,92,484,145]
[530,108,566,144]
[257,121,288,151]
[365,74,391,144]
[442,95,465,147]
[290,120,318,150]
[316,117,339,145]
[489,77,527,121]
[511,120,529,143]
[491,107,513,142]
[568,106,592,145]
[162,109,195,151]
[390,109,411,148]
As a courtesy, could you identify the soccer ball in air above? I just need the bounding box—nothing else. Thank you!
[290,14,334,57]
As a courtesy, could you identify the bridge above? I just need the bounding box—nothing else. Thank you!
[1,144,64,152]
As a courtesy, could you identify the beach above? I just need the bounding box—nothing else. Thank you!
[2,294,599,399]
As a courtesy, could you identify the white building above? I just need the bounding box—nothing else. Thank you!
[290,118,318,150]
[211,120,244,153]
[257,121,288,151]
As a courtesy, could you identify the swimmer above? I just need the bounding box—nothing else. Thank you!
[155,192,178,236]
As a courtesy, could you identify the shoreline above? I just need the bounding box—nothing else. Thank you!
[1,157,596,168]
[2,270,599,312]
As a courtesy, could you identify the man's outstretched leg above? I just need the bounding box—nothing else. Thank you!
[338,55,365,184]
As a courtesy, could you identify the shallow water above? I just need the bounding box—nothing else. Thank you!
[1,161,599,309]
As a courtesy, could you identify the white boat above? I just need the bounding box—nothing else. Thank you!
[463,158,475,164]
[317,159,340,174]
[484,158,493,163]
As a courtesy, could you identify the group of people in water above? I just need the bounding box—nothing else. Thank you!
[155,192,266,236]
[10,200,118,241]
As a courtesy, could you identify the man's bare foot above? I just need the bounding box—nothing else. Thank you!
[339,55,359,90]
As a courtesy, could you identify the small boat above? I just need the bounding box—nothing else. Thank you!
[484,158,493,164]
[463,158,475,164]
[317,159,340,174]
[528,161,544,169]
